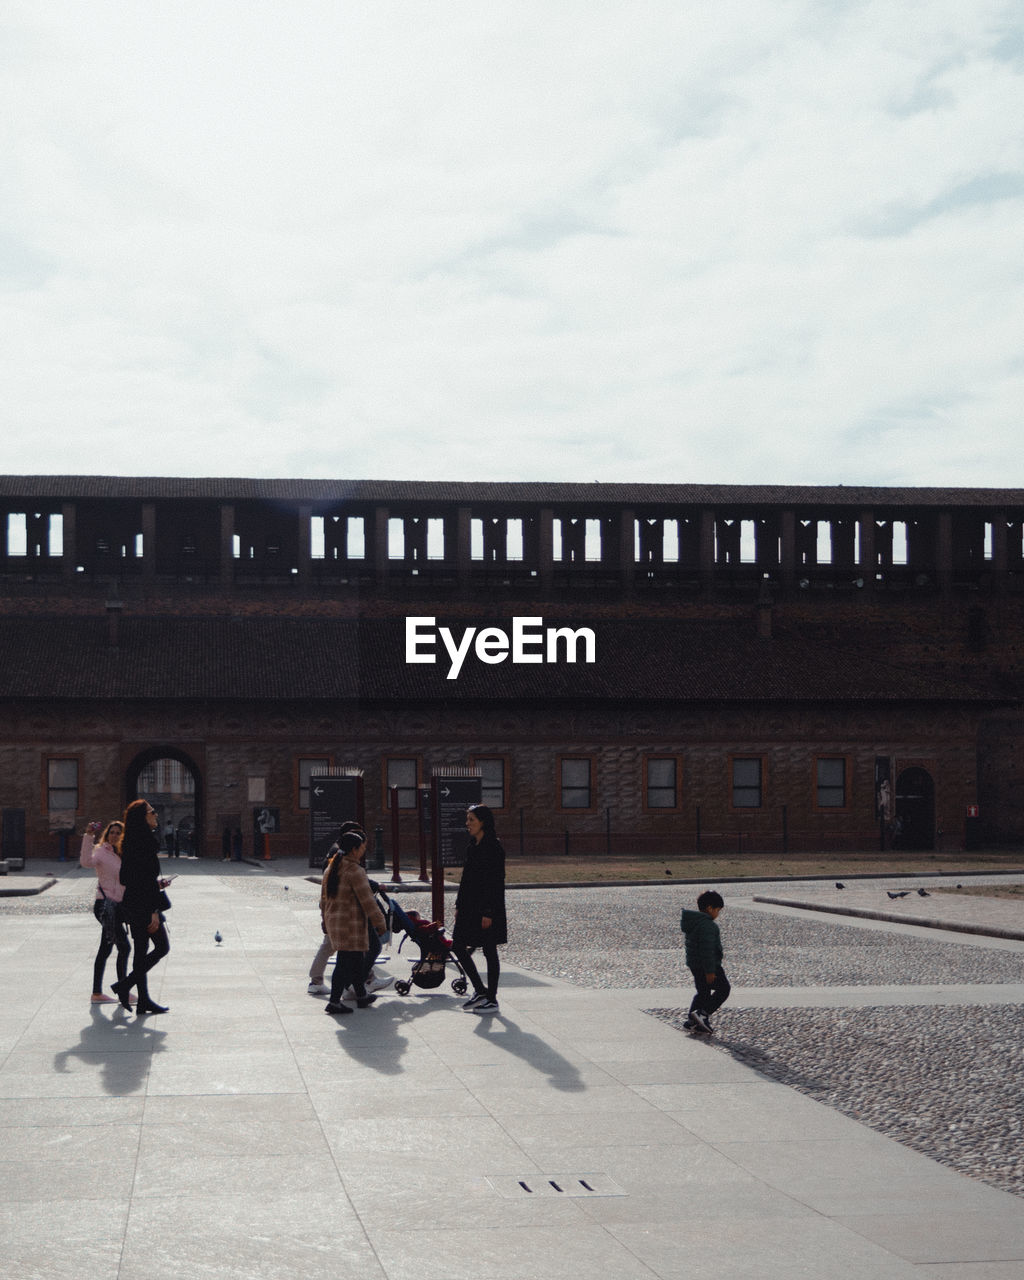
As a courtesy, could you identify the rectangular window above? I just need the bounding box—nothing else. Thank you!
[47,758,79,815]
[817,757,847,808]
[732,757,762,808]
[560,757,592,809]
[645,756,679,809]
[386,757,419,809]
[474,757,507,810]
[298,757,331,810]
[8,513,27,556]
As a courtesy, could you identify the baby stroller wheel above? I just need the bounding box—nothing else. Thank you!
[452,977,468,996]
[394,980,411,996]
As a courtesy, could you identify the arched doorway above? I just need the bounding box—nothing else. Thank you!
[126,748,203,857]
[894,767,935,851]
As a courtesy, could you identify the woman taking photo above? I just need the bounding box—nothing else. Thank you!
[79,818,132,1004]
[321,830,387,1016]
[452,804,507,1015]
[114,799,171,1015]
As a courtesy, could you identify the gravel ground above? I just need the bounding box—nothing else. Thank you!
[498,887,1024,987]
[649,1004,1024,1200]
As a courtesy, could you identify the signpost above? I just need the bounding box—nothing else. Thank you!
[308,773,364,869]
[430,773,481,923]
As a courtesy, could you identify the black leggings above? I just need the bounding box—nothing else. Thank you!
[92,901,130,995]
[124,914,170,1003]
[330,951,367,1004]
[453,940,500,1001]
[688,966,730,1018]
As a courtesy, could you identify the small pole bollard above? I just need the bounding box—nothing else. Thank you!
[390,786,402,883]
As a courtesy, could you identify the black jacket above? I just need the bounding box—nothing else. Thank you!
[453,834,507,946]
[119,829,163,919]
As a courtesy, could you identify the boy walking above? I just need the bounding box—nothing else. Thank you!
[680,890,730,1034]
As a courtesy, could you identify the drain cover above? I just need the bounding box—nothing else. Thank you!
[486,1174,626,1199]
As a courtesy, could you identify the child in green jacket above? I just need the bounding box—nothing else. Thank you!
[679,889,729,1034]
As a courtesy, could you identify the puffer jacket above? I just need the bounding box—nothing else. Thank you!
[680,908,723,974]
[321,855,386,952]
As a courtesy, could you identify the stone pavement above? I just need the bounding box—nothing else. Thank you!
[1,859,1023,1280]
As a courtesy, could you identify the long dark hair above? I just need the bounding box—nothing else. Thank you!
[325,829,365,897]
[120,798,159,859]
[467,804,496,839]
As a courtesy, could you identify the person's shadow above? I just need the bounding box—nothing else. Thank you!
[471,1013,585,1091]
[327,997,435,1075]
[53,1006,168,1095]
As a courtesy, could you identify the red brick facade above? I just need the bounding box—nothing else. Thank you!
[1,477,1020,860]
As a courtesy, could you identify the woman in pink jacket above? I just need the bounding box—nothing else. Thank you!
[320,830,387,1016]
[79,820,132,1004]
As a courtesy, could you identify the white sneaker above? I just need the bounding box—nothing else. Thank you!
[307,982,330,996]
[365,974,394,994]
[473,999,499,1015]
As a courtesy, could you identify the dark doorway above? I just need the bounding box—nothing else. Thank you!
[126,748,203,857]
[894,767,935,851]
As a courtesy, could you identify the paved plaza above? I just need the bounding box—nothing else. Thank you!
[1,858,1023,1280]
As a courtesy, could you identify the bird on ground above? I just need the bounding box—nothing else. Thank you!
[917,888,930,897]
[214,930,223,945]
[887,891,910,899]
[835,882,845,889]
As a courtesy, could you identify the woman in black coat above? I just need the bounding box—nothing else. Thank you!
[452,804,506,1015]
[113,798,171,1014]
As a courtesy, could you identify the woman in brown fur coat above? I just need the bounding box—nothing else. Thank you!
[320,830,387,1016]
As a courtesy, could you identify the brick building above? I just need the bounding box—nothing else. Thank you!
[1,476,1021,862]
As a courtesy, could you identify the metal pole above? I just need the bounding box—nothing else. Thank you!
[390,786,402,883]
[431,780,444,925]
[417,788,428,881]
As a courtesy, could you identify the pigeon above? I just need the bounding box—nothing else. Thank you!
[887,890,910,899]
[917,888,930,897]
[835,882,845,890]
[214,930,223,945]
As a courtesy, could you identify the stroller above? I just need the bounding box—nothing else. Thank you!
[381,895,468,998]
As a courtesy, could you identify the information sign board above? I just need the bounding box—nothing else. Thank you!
[433,776,482,869]
[309,776,362,868]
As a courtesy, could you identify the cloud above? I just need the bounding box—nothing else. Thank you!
[1,0,1022,485]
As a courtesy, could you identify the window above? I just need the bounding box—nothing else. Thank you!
[47,758,79,816]
[298,758,331,810]
[732,757,762,808]
[386,758,419,809]
[560,757,592,809]
[474,757,507,809]
[645,757,679,809]
[817,757,847,808]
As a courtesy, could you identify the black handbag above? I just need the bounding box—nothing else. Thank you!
[96,890,120,943]
[157,889,172,912]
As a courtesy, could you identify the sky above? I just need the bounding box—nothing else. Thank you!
[2,1,1022,488]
